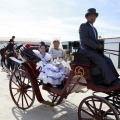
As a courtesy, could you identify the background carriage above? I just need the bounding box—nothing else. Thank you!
[9,44,120,120]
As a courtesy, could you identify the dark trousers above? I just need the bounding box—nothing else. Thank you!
[84,50,119,84]
[1,57,5,68]
[7,58,14,71]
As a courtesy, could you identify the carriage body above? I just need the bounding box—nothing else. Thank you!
[9,44,120,119]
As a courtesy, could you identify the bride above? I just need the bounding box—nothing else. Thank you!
[49,39,65,59]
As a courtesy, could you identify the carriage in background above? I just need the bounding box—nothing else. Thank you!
[9,43,120,120]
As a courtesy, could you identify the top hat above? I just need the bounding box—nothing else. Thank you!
[85,8,98,18]
[9,39,14,42]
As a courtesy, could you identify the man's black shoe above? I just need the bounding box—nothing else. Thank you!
[111,79,120,86]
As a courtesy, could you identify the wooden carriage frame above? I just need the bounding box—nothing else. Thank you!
[9,44,120,120]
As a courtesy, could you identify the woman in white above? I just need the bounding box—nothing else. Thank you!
[49,39,65,59]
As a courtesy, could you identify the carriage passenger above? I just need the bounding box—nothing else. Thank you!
[32,43,48,65]
[33,43,69,87]
[38,53,68,87]
[49,39,65,60]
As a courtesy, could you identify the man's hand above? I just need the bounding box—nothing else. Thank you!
[96,45,103,51]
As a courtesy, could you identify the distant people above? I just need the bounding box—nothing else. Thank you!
[12,36,15,40]
[0,47,6,69]
[5,39,15,75]
[49,39,65,59]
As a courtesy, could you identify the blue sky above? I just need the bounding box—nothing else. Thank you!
[0,0,120,41]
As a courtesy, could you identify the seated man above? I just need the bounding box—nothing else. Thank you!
[79,8,120,87]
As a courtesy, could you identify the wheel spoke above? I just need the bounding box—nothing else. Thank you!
[25,92,32,101]
[101,108,112,118]
[13,92,19,97]
[23,94,29,107]
[81,108,94,117]
[17,92,21,104]
[12,80,19,87]
[98,101,103,114]
[14,73,22,86]
[12,88,18,89]
[92,98,97,114]
[85,101,95,115]
[22,93,24,108]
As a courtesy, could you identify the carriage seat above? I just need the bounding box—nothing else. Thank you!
[20,44,41,63]
[71,52,94,66]
[70,52,105,87]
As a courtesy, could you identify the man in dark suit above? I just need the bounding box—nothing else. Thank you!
[5,38,15,75]
[79,8,120,86]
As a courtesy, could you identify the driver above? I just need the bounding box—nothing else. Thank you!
[79,8,120,87]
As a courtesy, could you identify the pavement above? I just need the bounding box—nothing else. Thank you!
[0,66,120,120]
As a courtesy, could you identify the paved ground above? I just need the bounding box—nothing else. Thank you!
[0,66,120,120]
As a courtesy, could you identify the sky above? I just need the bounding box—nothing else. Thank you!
[0,0,120,41]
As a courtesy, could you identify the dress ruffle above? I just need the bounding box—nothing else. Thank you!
[38,63,66,85]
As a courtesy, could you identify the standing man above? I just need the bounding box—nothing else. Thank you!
[79,8,120,86]
[12,36,15,41]
[5,36,15,75]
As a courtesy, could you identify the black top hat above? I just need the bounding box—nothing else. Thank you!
[9,39,14,42]
[85,8,98,18]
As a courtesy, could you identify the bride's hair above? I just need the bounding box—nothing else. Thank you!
[53,39,60,44]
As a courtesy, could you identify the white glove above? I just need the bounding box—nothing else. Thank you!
[36,61,43,69]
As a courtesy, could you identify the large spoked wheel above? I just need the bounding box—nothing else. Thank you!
[9,70,35,110]
[78,95,119,120]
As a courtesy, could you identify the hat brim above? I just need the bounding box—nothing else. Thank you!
[85,13,98,18]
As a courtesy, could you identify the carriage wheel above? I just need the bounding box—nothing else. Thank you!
[9,70,35,110]
[78,95,119,120]
[18,65,27,71]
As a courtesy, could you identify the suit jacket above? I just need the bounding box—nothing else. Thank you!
[79,22,100,51]
[6,43,14,51]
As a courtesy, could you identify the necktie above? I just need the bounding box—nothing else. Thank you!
[92,26,97,39]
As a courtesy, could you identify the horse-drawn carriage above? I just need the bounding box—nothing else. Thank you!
[9,44,120,120]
